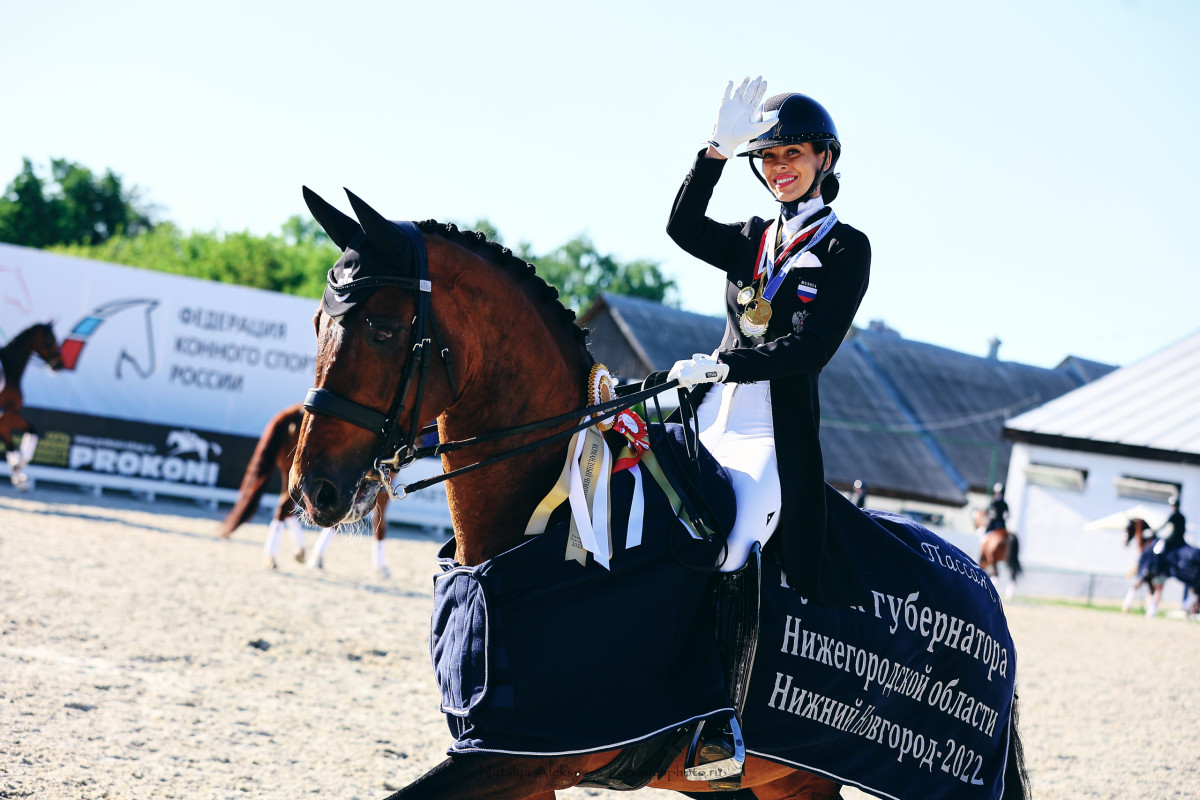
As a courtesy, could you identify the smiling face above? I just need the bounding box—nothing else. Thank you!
[758,142,830,203]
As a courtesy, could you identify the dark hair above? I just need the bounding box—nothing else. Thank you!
[810,141,840,202]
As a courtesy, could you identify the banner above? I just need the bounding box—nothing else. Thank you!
[1,243,318,436]
[0,243,452,530]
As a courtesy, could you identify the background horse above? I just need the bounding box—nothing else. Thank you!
[974,509,1023,599]
[0,322,64,489]
[1122,517,1200,617]
[219,403,390,576]
[289,190,1028,800]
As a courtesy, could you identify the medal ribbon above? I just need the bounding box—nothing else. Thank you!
[753,210,839,301]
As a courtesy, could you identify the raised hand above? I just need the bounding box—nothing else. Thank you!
[707,76,774,159]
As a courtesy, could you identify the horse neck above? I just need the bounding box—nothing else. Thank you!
[0,329,36,383]
[432,249,589,565]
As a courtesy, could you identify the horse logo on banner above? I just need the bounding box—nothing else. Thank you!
[166,430,223,461]
[61,298,159,378]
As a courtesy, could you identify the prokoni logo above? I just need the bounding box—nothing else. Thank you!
[68,428,222,486]
[61,298,159,378]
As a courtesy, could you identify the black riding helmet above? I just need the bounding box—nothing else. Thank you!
[739,93,841,202]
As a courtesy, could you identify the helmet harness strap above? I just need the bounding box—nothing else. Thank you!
[747,141,836,203]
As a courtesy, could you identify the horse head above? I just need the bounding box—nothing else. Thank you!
[290,188,592,559]
[290,188,461,529]
[31,322,65,371]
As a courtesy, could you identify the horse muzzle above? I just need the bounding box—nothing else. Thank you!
[294,469,380,528]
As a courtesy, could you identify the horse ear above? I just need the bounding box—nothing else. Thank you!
[302,186,360,250]
[344,188,413,265]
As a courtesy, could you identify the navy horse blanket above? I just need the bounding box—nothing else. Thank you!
[1137,542,1200,589]
[430,424,735,755]
[430,425,1017,799]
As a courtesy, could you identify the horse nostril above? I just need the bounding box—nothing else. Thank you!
[313,479,340,512]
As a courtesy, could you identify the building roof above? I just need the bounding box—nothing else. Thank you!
[1005,328,1200,461]
[818,338,969,504]
[579,293,725,373]
[580,293,1117,504]
[848,328,1092,493]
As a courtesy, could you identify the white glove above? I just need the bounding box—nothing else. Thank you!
[707,76,775,159]
[668,353,730,389]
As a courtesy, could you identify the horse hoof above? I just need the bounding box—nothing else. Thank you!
[309,557,324,570]
[377,566,391,580]
[12,473,30,491]
[266,556,278,571]
[294,549,306,565]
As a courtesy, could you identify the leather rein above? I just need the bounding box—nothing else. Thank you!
[301,221,680,501]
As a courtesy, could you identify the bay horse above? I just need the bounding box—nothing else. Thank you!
[973,510,1022,599]
[219,403,390,576]
[0,322,65,489]
[288,189,1029,800]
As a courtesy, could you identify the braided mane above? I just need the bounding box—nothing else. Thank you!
[417,220,593,364]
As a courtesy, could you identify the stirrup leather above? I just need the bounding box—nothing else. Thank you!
[684,715,746,781]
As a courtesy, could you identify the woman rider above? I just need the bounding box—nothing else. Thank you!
[666,76,871,607]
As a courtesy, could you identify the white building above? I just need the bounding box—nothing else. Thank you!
[1003,330,1200,601]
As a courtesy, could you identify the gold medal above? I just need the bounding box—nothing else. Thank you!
[739,293,772,337]
[737,286,756,306]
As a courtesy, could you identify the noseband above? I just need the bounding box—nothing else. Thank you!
[302,221,457,490]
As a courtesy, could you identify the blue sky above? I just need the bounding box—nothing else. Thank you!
[3,0,1197,368]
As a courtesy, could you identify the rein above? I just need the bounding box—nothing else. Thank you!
[301,221,684,501]
[390,377,681,499]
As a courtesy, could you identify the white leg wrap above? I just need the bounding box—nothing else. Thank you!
[1122,586,1137,613]
[373,538,387,569]
[286,517,306,550]
[264,519,285,557]
[313,527,336,558]
[17,433,38,467]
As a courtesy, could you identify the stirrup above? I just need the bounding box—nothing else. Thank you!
[684,715,745,783]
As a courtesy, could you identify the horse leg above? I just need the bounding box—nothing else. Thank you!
[1121,582,1140,613]
[380,753,611,800]
[1146,583,1161,617]
[263,519,285,570]
[2,415,35,489]
[287,516,307,563]
[310,527,335,569]
[373,492,390,578]
[996,539,1014,599]
[748,772,844,799]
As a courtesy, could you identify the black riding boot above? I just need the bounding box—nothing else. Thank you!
[685,545,761,790]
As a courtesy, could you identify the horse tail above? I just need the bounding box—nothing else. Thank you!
[1002,693,1030,800]
[1006,533,1023,580]
[218,405,301,537]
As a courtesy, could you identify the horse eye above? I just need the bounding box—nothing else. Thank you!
[372,328,394,343]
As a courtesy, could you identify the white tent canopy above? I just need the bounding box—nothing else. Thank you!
[1083,505,1168,532]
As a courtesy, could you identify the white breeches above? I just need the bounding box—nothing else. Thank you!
[695,382,781,572]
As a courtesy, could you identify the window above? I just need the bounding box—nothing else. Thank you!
[1025,463,1087,491]
[1113,475,1180,502]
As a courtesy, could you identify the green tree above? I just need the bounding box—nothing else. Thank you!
[524,234,677,312]
[51,221,335,298]
[0,158,154,247]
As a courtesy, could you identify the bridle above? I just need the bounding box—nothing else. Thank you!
[34,327,65,371]
[303,221,458,491]
[301,221,680,501]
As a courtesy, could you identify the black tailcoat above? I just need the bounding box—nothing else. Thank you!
[666,151,871,605]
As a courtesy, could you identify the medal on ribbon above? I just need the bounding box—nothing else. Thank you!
[739,288,773,337]
[739,210,837,338]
